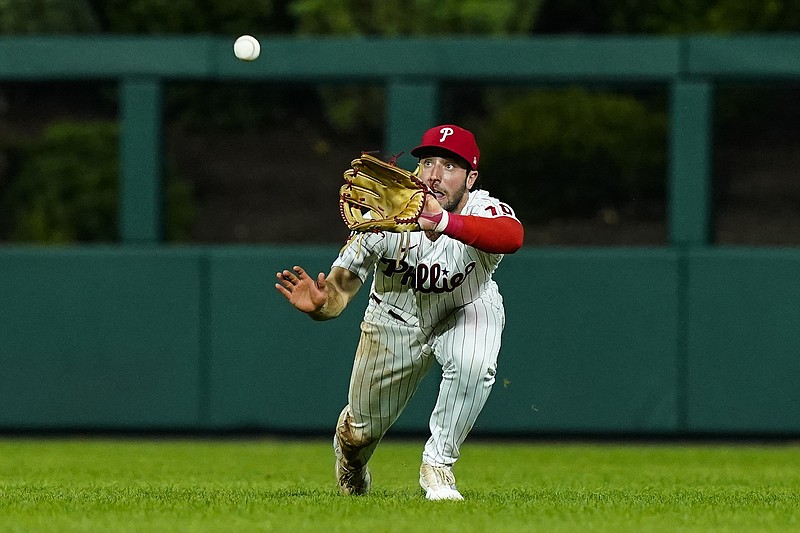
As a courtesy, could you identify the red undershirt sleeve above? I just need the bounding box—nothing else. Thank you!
[443,213,524,254]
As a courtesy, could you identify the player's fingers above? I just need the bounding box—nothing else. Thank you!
[276,278,293,292]
[293,266,307,279]
[274,283,292,299]
[277,270,298,287]
[315,272,326,290]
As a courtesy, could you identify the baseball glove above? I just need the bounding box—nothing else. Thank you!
[339,153,429,232]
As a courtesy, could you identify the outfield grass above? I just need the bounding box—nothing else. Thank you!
[0,437,798,532]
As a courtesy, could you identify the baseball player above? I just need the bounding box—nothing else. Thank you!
[275,124,524,501]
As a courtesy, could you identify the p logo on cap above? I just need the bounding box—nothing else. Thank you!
[411,124,480,170]
[438,127,454,142]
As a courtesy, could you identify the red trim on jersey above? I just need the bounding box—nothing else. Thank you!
[444,213,524,254]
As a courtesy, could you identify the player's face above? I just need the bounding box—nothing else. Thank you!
[419,156,478,213]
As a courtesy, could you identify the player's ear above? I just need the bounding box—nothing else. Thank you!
[466,171,479,191]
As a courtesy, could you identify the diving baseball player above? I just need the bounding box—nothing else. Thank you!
[275,125,524,500]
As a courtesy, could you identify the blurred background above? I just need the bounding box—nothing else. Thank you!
[1,0,800,437]
[2,0,800,246]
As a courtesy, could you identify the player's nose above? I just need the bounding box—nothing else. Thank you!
[428,163,444,182]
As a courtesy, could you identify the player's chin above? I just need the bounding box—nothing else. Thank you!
[440,195,460,212]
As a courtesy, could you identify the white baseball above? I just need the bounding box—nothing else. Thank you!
[234,35,260,61]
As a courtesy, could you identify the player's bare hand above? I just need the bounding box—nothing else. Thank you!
[419,193,444,231]
[275,266,327,314]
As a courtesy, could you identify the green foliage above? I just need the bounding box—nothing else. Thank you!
[608,0,800,33]
[6,0,799,36]
[6,121,195,243]
[600,1,800,157]
[0,0,99,34]
[8,122,118,242]
[0,0,283,35]
[291,0,543,35]
[99,0,276,34]
[290,0,545,133]
[536,1,800,34]
[479,88,667,221]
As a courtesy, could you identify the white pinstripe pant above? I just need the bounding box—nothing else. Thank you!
[335,296,504,469]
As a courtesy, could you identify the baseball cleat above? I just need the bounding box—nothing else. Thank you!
[419,463,464,501]
[334,435,371,495]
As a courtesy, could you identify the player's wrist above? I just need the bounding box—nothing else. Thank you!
[307,292,339,320]
[420,210,449,233]
[433,210,449,232]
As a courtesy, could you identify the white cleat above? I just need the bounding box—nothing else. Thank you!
[334,435,371,495]
[419,463,464,501]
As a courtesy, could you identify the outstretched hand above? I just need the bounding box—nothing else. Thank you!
[275,266,328,314]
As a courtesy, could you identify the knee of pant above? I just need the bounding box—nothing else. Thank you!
[338,423,379,450]
[337,412,381,450]
[447,359,497,387]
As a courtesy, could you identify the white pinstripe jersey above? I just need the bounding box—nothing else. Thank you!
[333,189,518,330]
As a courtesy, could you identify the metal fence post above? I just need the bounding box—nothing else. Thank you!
[119,77,163,243]
[668,80,714,246]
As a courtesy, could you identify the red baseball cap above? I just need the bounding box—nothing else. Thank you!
[410,124,480,170]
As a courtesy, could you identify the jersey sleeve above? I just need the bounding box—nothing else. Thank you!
[444,215,523,254]
[332,232,385,282]
[444,190,524,254]
[464,190,520,221]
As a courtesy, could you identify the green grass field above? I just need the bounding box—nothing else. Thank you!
[0,437,798,532]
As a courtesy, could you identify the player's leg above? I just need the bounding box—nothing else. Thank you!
[335,317,435,493]
[420,297,504,499]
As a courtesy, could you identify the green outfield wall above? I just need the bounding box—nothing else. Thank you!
[2,36,800,434]
[2,246,800,435]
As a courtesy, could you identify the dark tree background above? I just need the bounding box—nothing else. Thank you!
[2,0,800,245]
